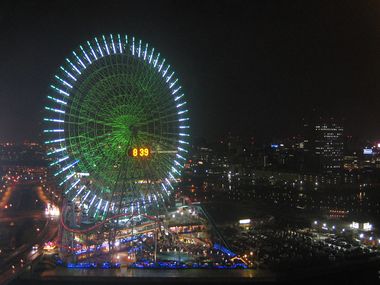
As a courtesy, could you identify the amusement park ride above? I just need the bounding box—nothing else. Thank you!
[43,34,245,268]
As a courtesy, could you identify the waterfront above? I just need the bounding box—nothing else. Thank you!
[14,256,380,284]
[17,267,274,284]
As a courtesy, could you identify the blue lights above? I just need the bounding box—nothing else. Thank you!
[128,261,247,269]
[213,243,237,258]
[60,260,247,270]
[66,262,120,269]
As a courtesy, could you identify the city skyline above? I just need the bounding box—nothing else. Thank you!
[1,0,380,142]
[1,1,380,283]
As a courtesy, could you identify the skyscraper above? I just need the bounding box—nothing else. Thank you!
[302,116,344,173]
[314,120,344,173]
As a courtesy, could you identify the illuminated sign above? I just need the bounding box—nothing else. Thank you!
[363,223,372,231]
[128,147,150,158]
[271,144,279,148]
[363,148,373,155]
[350,222,359,229]
[239,219,251,224]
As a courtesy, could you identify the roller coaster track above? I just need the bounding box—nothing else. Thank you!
[196,204,231,251]
[60,210,158,234]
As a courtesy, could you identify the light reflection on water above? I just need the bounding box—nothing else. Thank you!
[41,267,264,279]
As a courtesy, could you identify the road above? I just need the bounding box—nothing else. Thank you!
[0,211,45,223]
[0,184,58,285]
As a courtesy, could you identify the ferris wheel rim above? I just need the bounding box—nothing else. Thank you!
[44,34,190,218]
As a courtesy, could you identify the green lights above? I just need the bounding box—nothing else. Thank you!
[44,34,190,216]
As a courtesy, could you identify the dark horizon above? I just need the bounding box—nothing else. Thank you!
[1,0,380,143]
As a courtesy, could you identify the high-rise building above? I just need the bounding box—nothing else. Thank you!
[314,120,344,172]
[302,116,344,173]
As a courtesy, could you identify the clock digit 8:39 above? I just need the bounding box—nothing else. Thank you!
[129,147,150,158]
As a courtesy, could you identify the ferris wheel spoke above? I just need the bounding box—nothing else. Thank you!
[65,106,116,127]
[74,89,149,126]
[138,131,178,146]
[135,111,178,127]
[65,132,112,143]
[151,156,175,181]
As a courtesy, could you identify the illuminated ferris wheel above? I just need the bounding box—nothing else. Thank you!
[43,34,190,219]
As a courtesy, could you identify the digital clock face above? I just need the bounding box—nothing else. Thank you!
[128,147,150,158]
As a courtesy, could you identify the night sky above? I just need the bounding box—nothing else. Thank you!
[1,0,380,143]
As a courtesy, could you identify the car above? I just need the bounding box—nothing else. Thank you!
[32,244,38,251]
